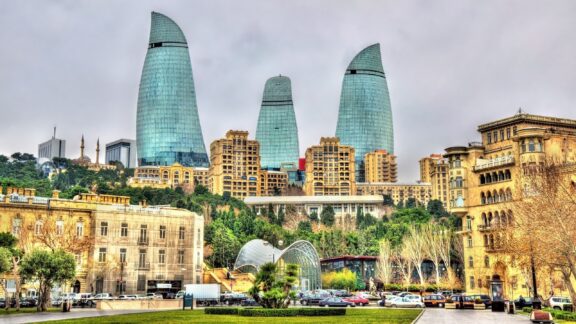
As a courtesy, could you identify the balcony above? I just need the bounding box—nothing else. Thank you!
[135,262,150,270]
[477,224,493,232]
[474,156,515,171]
[137,237,149,245]
[455,226,471,234]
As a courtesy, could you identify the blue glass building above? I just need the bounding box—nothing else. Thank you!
[335,44,394,181]
[255,76,300,170]
[136,12,209,167]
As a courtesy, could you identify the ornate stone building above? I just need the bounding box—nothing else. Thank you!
[419,154,450,208]
[364,150,397,183]
[445,113,576,297]
[0,188,203,297]
[356,182,432,206]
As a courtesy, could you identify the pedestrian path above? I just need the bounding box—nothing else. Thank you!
[417,308,529,324]
[0,308,162,324]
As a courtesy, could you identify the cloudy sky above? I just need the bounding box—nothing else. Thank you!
[1,0,575,181]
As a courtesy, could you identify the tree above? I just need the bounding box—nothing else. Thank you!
[249,262,299,308]
[207,220,241,268]
[322,269,356,290]
[0,232,22,311]
[383,194,394,206]
[376,240,393,286]
[405,198,418,209]
[355,208,364,229]
[20,249,76,311]
[403,226,427,286]
[309,211,319,223]
[426,200,446,218]
[297,221,312,233]
[395,245,413,287]
[320,206,335,227]
[421,224,443,285]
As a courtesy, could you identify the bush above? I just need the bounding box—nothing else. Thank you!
[474,298,483,304]
[407,285,422,292]
[522,307,532,313]
[204,307,240,315]
[238,308,346,317]
[446,298,454,303]
[384,284,402,291]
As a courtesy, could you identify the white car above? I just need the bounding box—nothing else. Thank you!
[549,296,572,311]
[380,295,402,307]
[93,293,114,300]
[118,295,138,300]
[389,296,425,308]
[147,293,164,300]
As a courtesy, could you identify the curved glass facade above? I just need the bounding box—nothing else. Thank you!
[255,76,300,170]
[136,12,209,167]
[335,44,394,181]
[234,239,321,290]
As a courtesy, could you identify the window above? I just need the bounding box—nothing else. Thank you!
[468,256,474,268]
[178,250,185,265]
[100,222,108,236]
[469,276,475,289]
[487,133,492,144]
[139,225,148,243]
[466,216,472,231]
[159,250,165,264]
[197,228,201,245]
[493,131,498,142]
[120,248,127,263]
[12,218,21,237]
[56,220,64,236]
[98,248,107,263]
[506,128,511,139]
[484,256,490,268]
[139,249,147,268]
[76,222,84,237]
[500,129,504,141]
[121,223,128,237]
[35,221,43,236]
[75,253,82,266]
[196,251,201,270]
[179,226,185,240]
[528,139,535,152]
[467,236,473,248]
[159,225,166,239]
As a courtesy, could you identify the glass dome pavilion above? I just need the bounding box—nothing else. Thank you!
[136,12,209,167]
[234,239,321,290]
[255,76,300,170]
[335,43,394,181]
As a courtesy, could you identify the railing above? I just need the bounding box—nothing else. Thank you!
[137,237,149,245]
[474,156,515,171]
[135,262,150,270]
[478,224,493,231]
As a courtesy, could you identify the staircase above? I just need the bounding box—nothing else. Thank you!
[203,265,255,293]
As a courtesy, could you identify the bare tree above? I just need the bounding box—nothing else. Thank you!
[403,226,427,286]
[394,245,413,287]
[422,224,443,286]
[376,240,393,286]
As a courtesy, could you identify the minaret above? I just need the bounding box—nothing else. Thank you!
[80,135,85,158]
[96,138,100,165]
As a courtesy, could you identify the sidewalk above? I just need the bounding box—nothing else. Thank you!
[417,308,530,324]
[0,308,163,324]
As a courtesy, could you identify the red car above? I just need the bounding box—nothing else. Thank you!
[343,295,370,306]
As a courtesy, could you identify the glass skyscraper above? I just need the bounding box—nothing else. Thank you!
[255,76,300,170]
[136,12,209,167]
[335,43,394,181]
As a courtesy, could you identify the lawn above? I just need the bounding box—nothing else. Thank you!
[41,308,422,324]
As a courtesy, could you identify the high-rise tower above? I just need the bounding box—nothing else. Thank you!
[136,12,209,167]
[255,76,300,170]
[335,44,394,181]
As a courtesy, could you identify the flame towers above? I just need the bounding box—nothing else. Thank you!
[136,12,209,167]
[335,43,394,181]
[256,76,300,170]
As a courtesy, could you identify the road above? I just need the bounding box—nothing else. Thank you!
[0,308,164,324]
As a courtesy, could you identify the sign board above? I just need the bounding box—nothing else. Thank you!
[7,279,16,293]
[157,283,172,289]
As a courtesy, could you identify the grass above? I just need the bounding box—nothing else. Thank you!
[40,308,422,324]
[1,307,60,314]
[517,308,576,324]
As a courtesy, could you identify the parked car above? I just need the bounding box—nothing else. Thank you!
[549,296,573,311]
[342,295,369,306]
[451,294,475,309]
[319,297,355,307]
[300,293,329,306]
[175,290,185,299]
[389,296,425,308]
[333,290,353,298]
[220,292,247,305]
[398,292,413,298]
[118,294,138,300]
[378,295,401,307]
[93,293,114,300]
[423,294,446,308]
[0,298,6,308]
[514,296,533,309]
[241,298,259,306]
[146,293,164,300]
[439,291,453,297]
[469,294,491,308]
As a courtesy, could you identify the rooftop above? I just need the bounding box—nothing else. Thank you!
[244,195,384,205]
[478,113,576,132]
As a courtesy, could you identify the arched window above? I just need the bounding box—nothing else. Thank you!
[506,188,512,201]
[468,256,474,268]
[508,210,514,225]
[494,211,500,226]
[493,190,499,203]
[480,174,486,184]
[483,235,488,247]
[489,234,495,249]
[498,189,505,203]
[486,173,492,183]
[481,213,487,226]
[505,169,511,180]
[481,192,486,205]
[487,191,492,204]
[498,171,504,181]
[488,212,493,226]
[35,220,43,236]
[466,215,472,231]
[521,140,526,153]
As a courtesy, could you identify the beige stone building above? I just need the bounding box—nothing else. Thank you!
[356,182,432,206]
[303,137,356,196]
[444,113,576,298]
[0,188,203,297]
[259,170,288,196]
[129,163,199,192]
[419,154,450,208]
[364,150,397,183]
[209,130,261,199]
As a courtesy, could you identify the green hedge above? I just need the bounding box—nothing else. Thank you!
[204,307,240,315]
[521,307,576,321]
[238,308,346,317]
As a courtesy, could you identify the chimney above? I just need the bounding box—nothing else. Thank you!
[52,190,60,199]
